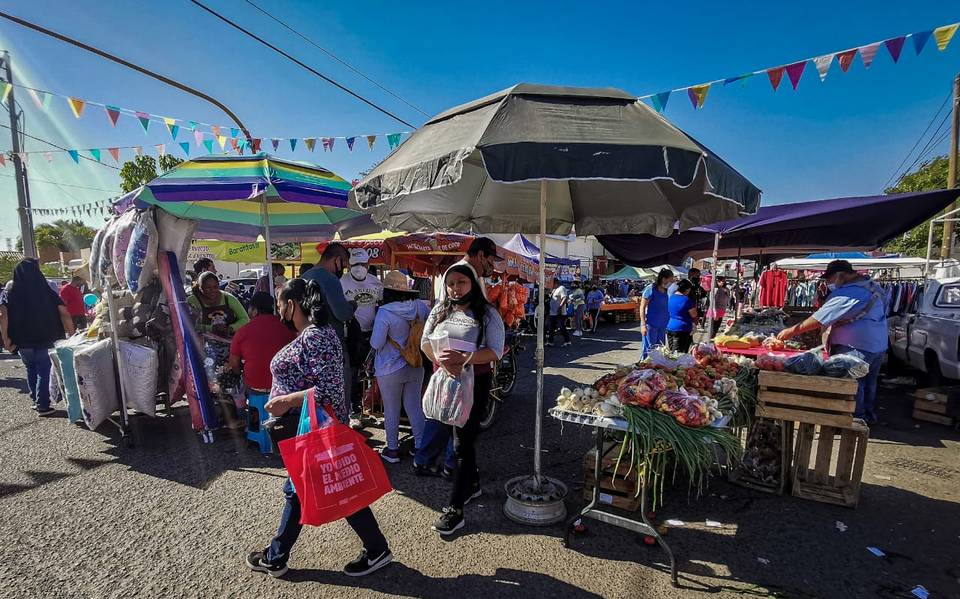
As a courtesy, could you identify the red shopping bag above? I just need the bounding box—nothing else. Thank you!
[278,390,392,526]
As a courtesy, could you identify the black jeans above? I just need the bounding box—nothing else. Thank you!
[266,478,388,566]
[420,370,493,510]
[346,331,371,415]
[548,314,570,344]
[666,331,693,353]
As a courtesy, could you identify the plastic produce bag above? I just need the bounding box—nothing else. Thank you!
[125,209,159,293]
[823,353,870,379]
[422,365,474,427]
[617,369,676,407]
[784,349,825,376]
[655,390,711,428]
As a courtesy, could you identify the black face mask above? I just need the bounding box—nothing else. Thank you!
[451,290,475,306]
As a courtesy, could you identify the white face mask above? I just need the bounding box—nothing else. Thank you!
[350,265,368,280]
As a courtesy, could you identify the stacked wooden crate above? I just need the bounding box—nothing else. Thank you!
[583,442,640,511]
[911,387,959,427]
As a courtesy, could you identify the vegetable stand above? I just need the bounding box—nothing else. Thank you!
[551,407,679,587]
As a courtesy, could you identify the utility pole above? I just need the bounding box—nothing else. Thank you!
[1,51,36,259]
[939,73,960,259]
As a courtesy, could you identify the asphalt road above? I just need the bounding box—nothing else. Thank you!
[0,323,958,599]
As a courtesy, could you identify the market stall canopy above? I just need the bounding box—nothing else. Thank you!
[598,189,960,266]
[601,266,657,281]
[502,234,577,266]
[349,83,761,237]
[119,153,379,242]
[772,257,931,271]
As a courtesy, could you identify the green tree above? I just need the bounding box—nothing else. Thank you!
[25,219,96,252]
[882,156,950,257]
[119,154,183,193]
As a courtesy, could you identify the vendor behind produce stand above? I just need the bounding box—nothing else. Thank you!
[777,260,886,423]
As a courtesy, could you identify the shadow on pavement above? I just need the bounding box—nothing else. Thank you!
[284,564,603,598]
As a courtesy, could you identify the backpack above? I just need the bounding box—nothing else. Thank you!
[390,314,425,368]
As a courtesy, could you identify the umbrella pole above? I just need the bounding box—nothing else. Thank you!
[707,232,720,338]
[534,181,547,485]
[262,195,274,292]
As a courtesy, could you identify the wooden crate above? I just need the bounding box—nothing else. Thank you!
[757,371,858,427]
[727,419,794,495]
[791,421,869,508]
[583,443,640,511]
[911,387,959,426]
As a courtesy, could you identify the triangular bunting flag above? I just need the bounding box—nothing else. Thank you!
[251,138,262,153]
[323,137,336,151]
[366,135,376,150]
[237,139,248,153]
[89,148,101,162]
[651,91,670,112]
[271,138,280,151]
[107,148,120,163]
[686,85,709,109]
[134,146,143,156]
[202,139,214,154]
[0,83,10,104]
[785,60,807,90]
[136,112,150,133]
[19,153,29,166]
[43,152,53,163]
[934,24,959,51]
[216,135,227,150]
[813,54,833,81]
[194,130,204,147]
[289,138,298,151]
[386,133,401,149]
[304,138,317,152]
[104,106,121,127]
[155,144,166,156]
[179,142,190,156]
[836,49,857,72]
[723,74,753,86]
[912,30,932,55]
[229,138,239,152]
[187,121,198,131]
[230,128,239,138]
[0,154,5,167]
[211,125,221,138]
[859,42,881,68]
[884,36,906,63]
[767,67,785,91]
[346,137,356,151]
[28,89,49,109]
[67,97,86,118]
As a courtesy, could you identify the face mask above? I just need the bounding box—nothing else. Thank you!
[451,290,475,306]
[350,265,368,280]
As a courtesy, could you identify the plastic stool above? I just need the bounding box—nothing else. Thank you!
[245,392,273,454]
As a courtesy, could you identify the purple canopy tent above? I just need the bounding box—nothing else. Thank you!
[598,189,960,266]
[502,233,578,266]
[599,189,960,336]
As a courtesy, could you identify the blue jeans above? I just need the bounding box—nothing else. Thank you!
[642,325,666,358]
[414,417,455,469]
[265,478,388,566]
[831,344,883,421]
[19,346,52,411]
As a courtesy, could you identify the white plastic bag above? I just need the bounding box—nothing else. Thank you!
[74,338,119,430]
[118,340,158,416]
[422,365,474,427]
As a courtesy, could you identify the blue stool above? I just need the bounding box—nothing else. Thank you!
[245,392,273,454]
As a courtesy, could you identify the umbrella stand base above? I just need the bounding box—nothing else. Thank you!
[502,475,568,526]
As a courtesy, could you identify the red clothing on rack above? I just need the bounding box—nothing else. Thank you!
[758,269,788,307]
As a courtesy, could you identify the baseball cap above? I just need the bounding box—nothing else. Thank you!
[823,259,855,278]
[468,237,504,261]
[349,248,370,265]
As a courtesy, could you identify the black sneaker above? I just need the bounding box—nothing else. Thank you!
[464,486,482,505]
[343,548,393,577]
[432,507,464,536]
[37,408,56,417]
[380,448,400,464]
[245,551,288,578]
[441,465,455,480]
[412,462,440,477]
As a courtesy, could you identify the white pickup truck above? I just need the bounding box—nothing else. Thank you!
[888,278,960,384]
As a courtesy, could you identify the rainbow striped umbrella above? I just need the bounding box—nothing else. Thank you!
[122,153,378,242]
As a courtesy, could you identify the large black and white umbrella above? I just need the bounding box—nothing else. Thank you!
[350,83,760,522]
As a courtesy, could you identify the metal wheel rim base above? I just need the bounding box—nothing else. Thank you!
[502,475,568,526]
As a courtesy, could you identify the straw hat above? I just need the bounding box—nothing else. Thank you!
[383,270,418,294]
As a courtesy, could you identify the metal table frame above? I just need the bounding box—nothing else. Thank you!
[552,408,678,586]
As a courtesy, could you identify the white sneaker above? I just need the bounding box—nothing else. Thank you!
[349,414,363,430]
[572,330,582,337]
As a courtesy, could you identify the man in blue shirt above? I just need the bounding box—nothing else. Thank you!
[777,260,887,423]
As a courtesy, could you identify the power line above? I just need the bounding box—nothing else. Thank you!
[883,92,951,190]
[242,0,429,118]
[902,111,952,176]
[0,123,120,170]
[189,0,417,129]
[0,172,116,193]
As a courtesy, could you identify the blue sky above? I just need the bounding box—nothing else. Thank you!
[0,0,958,245]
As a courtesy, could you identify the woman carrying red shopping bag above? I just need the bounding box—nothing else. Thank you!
[246,279,393,578]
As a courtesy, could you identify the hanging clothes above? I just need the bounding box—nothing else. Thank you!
[758,269,788,308]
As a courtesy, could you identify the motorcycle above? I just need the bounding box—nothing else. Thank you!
[479,328,523,430]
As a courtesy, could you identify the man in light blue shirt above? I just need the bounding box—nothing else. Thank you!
[778,260,887,423]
